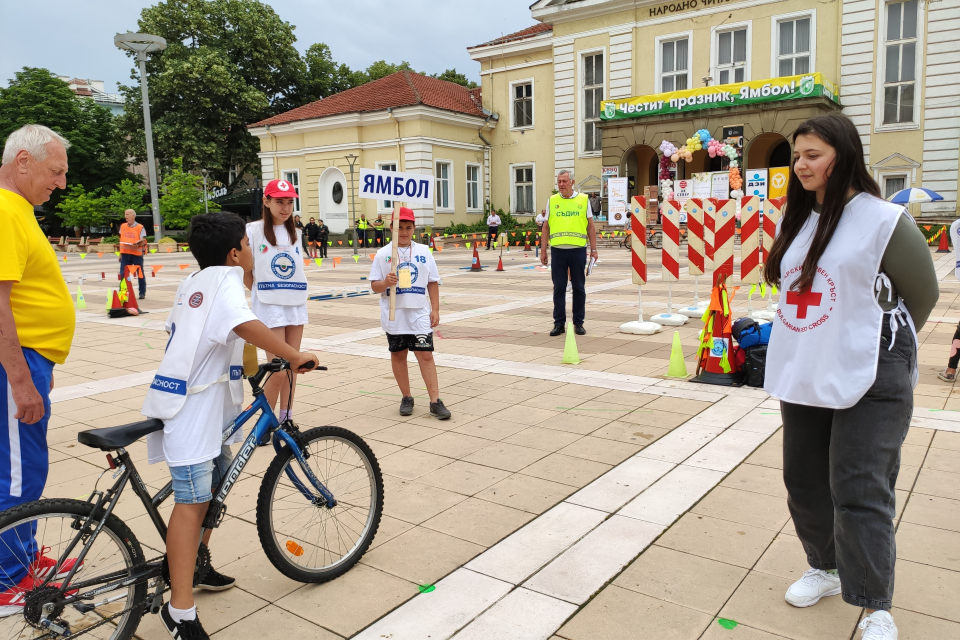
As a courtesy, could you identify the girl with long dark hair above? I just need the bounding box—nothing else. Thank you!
[763,113,938,640]
[244,179,309,418]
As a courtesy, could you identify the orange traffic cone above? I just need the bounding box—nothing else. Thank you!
[937,226,950,253]
[122,274,141,315]
[496,256,505,271]
[694,275,743,386]
[471,245,483,272]
[108,289,128,318]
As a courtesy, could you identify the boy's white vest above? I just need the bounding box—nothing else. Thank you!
[950,218,960,281]
[765,194,917,409]
[248,220,308,306]
[378,241,429,309]
[142,267,244,420]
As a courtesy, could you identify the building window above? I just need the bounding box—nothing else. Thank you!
[717,28,747,84]
[282,170,300,214]
[513,81,533,129]
[466,164,480,210]
[661,37,689,92]
[377,162,397,209]
[777,18,811,76]
[436,161,451,210]
[883,175,907,199]
[228,165,239,186]
[583,53,603,153]
[883,0,918,124]
[514,166,534,214]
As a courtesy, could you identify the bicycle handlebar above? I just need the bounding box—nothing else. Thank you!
[250,358,325,392]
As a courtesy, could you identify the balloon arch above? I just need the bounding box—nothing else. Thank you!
[657,130,743,201]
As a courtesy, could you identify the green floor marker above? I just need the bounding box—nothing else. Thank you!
[417,584,435,593]
[761,412,780,414]
[717,618,738,629]
[145,343,152,349]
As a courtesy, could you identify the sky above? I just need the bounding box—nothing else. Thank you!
[0,0,535,91]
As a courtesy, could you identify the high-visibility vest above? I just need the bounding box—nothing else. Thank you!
[119,223,145,255]
[547,192,590,247]
[357,218,369,230]
[373,220,384,230]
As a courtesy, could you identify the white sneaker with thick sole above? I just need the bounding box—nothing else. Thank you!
[784,568,842,607]
[858,610,898,639]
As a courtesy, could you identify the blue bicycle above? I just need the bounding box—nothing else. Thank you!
[0,358,383,639]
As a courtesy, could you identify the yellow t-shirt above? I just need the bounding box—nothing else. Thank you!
[0,188,75,364]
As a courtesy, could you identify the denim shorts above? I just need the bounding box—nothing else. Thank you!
[169,447,234,505]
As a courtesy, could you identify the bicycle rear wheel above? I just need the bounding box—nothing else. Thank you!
[0,499,147,640]
[256,427,383,583]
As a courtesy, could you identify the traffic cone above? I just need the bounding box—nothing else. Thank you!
[74,286,87,310]
[470,246,483,271]
[105,289,114,311]
[122,275,141,315]
[496,256,504,271]
[561,322,581,364]
[666,331,687,378]
[694,275,743,386]
[937,226,950,252]
[108,290,127,318]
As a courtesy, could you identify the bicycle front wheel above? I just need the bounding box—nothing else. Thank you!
[256,427,383,583]
[0,499,147,640]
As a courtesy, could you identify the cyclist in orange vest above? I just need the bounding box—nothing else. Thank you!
[118,209,147,299]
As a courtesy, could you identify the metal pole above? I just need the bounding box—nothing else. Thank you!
[138,53,163,240]
[346,154,359,255]
[202,171,209,214]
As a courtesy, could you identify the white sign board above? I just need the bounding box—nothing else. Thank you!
[359,168,433,204]
[606,177,629,226]
[745,169,768,200]
[711,172,730,199]
[692,173,712,199]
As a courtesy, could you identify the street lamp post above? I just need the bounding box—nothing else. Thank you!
[201,169,209,214]
[345,153,359,255]
[115,32,167,239]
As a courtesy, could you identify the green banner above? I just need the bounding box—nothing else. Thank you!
[601,73,839,121]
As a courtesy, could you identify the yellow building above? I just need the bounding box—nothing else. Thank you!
[249,71,496,232]
[470,0,959,217]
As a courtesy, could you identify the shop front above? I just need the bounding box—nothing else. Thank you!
[599,73,841,210]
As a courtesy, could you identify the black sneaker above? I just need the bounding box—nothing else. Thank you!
[138,293,145,300]
[160,603,209,640]
[549,324,564,337]
[430,399,451,420]
[400,396,414,416]
[574,324,586,336]
[196,568,235,591]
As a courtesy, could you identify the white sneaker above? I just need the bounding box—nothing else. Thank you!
[567,282,572,292]
[784,568,842,607]
[858,610,898,639]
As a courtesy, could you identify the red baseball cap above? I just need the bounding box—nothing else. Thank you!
[392,207,416,222]
[264,179,299,199]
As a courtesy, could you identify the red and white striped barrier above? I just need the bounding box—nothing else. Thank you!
[710,198,737,283]
[630,196,647,285]
[703,199,716,269]
[763,196,785,263]
[739,195,762,284]
[661,199,682,283]
[684,198,706,276]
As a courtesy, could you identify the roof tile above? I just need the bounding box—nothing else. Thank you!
[469,23,552,49]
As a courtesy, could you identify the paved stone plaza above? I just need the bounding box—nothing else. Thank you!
[47,244,960,639]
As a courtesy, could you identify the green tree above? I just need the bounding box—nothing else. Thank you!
[0,67,132,209]
[362,60,416,83]
[159,158,219,229]
[432,69,478,89]
[119,0,304,186]
[55,184,107,232]
[104,179,148,218]
[295,43,360,104]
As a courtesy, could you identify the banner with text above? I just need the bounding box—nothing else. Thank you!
[359,168,434,204]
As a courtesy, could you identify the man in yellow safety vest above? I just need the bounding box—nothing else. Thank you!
[540,169,598,336]
[356,214,369,247]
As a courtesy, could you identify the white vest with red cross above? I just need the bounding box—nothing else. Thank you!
[765,193,917,409]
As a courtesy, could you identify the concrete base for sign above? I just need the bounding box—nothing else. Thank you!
[620,320,663,335]
[677,304,707,318]
[751,309,776,321]
[650,313,688,326]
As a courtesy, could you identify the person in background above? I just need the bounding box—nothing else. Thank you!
[373,215,385,247]
[317,219,330,258]
[294,215,306,253]
[589,192,602,218]
[763,113,938,640]
[119,209,147,299]
[0,124,78,616]
[624,211,632,250]
[938,217,960,382]
[304,217,320,259]
[486,209,501,251]
[356,214,369,248]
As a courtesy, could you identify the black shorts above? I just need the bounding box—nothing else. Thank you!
[386,332,434,353]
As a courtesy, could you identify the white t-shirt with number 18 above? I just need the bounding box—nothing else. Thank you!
[368,241,439,335]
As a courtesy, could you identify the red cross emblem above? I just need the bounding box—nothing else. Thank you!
[785,288,822,319]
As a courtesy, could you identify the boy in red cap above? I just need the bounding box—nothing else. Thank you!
[369,207,450,419]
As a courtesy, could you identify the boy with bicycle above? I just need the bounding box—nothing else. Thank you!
[141,213,317,640]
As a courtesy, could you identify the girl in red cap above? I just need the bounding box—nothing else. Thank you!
[243,179,309,419]
[369,207,450,419]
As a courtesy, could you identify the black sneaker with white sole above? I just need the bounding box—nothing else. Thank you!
[195,568,235,591]
[400,396,414,416]
[430,399,451,420]
[160,603,209,640]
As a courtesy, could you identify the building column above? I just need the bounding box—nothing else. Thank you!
[921,0,960,215]
[608,28,633,100]
[404,142,434,226]
[259,154,275,181]
[839,0,876,164]
[554,42,576,179]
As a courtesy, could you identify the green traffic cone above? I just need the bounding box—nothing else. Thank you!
[75,286,87,310]
[667,330,688,378]
[105,289,114,311]
[562,322,581,364]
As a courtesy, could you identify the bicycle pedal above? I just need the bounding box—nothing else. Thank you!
[148,594,163,615]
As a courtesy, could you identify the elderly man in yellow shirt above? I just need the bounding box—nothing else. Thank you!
[0,124,76,615]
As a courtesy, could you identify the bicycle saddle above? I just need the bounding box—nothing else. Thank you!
[78,419,165,450]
